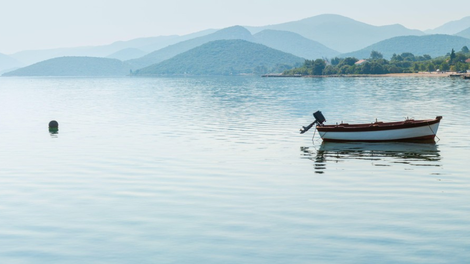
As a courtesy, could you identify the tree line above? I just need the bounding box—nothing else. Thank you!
[284,46,470,76]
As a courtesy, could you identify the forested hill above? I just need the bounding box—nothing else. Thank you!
[127,26,254,70]
[342,34,470,59]
[134,39,304,76]
[2,56,131,76]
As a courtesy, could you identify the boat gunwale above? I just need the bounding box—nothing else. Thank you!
[316,117,441,133]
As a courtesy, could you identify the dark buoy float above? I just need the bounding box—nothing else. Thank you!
[49,120,59,134]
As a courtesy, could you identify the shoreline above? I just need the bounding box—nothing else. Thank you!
[264,72,470,78]
[305,72,463,78]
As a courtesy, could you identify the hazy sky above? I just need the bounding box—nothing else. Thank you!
[1,0,469,54]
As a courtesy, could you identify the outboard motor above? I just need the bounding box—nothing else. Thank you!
[300,110,326,134]
[313,111,326,125]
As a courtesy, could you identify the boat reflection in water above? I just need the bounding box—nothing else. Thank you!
[301,141,441,174]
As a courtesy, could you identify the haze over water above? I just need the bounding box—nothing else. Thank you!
[1,76,469,263]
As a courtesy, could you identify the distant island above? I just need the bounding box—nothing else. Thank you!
[133,39,304,76]
[126,26,335,71]
[283,47,470,77]
[2,57,132,77]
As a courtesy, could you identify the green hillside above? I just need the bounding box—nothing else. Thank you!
[2,56,131,76]
[253,30,339,59]
[134,39,304,76]
[127,26,254,70]
[341,34,470,59]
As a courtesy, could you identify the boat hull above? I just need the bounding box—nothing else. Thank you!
[317,119,440,142]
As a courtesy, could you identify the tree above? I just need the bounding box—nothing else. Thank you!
[391,54,403,62]
[370,50,383,60]
[455,53,467,63]
[454,62,468,72]
[339,65,352,74]
[450,49,456,64]
[401,52,415,61]
[303,59,314,69]
[419,63,427,72]
[427,63,435,72]
[440,62,450,71]
[369,62,385,74]
[461,46,469,54]
[338,57,358,67]
[312,59,326,75]
[388,65,402,73]
[330,57,341,66]
[323,65,337,75]
[360,62,371,74]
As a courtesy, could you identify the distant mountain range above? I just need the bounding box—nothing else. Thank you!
[127,26,254,70]
[7,29,217,66]
[2,57,131,77]
[456,27,470,39]
[127,25,340,70]
[253,29,339,59]
[245,14,424,53]
[106,48,147,61]
[342,34,470,59]
[134,39,304,76]
[0,14,431,67]
[0,53,23,73]
[425,16,470,35]
[3,14,470,77]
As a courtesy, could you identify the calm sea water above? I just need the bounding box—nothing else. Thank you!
[0,76,469,263]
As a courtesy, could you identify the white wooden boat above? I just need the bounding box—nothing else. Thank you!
[300,111,442,142]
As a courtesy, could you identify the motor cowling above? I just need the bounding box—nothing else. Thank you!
[313,111,326,125]
[300,110,326,134]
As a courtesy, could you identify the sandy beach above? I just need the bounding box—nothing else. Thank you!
[373,72,464,77]
[301,72,469,78]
